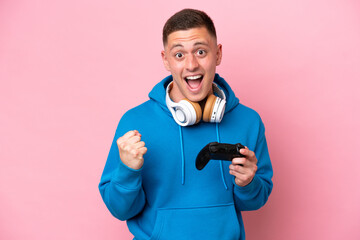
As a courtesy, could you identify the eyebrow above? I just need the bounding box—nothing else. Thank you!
[170,41,209,51]
[170,43,184,51]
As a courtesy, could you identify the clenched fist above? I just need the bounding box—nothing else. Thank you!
[116,130,147,170]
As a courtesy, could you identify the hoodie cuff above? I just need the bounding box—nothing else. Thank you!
[112,160,143,190]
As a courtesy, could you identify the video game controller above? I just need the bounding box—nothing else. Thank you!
[196,142,245,170]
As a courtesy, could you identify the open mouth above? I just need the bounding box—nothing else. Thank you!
[184,74,203,90]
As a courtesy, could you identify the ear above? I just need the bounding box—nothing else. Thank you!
[161,50,171,71]
[216,44,222,66]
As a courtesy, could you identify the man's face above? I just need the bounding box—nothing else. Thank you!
[161,27,222,103]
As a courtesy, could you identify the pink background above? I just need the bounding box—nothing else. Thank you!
[1,0,359,239]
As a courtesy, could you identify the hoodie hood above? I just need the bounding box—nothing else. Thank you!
[149,73,240,117]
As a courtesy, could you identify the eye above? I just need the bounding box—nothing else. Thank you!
[175,52,183,58]
[197,49,206,56]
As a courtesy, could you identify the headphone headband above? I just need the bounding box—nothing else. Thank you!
[212,82,226,102]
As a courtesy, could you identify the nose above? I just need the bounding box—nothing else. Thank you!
[185,54,199,72]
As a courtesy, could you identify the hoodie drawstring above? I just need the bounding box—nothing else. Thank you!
[179,125,185,185]
[178,123,228,190]
[216,123,228,190]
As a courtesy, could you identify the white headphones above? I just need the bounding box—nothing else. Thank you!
[165,81,226,126]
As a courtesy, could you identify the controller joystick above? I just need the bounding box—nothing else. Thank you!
[196,142,245,170]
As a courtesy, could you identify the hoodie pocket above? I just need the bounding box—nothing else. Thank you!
[149,203,240,240]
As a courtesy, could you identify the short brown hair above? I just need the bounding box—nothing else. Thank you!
[162,9,217,46]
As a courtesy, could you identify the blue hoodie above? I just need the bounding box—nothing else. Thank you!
[99,74,273,240]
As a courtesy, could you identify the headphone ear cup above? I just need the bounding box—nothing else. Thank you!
[203,94,217,122]
[183,99,202,124]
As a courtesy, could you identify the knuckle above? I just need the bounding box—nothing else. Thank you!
[124,145,132,152]
[131,149,138,157]
[119,142,126,149]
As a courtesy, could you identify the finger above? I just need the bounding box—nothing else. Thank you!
[229,167,246,179]
[134,141,145,149]
[126,135,142,145]
[229,168,254,187]
[239,147,249,156]
[233,158,255,169]
[136,147,147,157]
[117,130,137,145]
[229,164,246,174]
[118,137,140,152]
[232,157,246,166]
[121,137,142,153]
[133,130,141,137]
[129,146,147,158]
[240,147,256,160]
[124,130,138,139]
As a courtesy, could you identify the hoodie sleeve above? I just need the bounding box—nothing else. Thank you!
[233,119,273,211]
[98,115,146,221]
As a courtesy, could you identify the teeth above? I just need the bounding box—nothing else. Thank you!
[185,75,202,80]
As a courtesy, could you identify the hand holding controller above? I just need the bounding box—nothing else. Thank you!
[196,142,245,170]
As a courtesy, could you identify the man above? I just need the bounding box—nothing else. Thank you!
[99,8,273,240]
